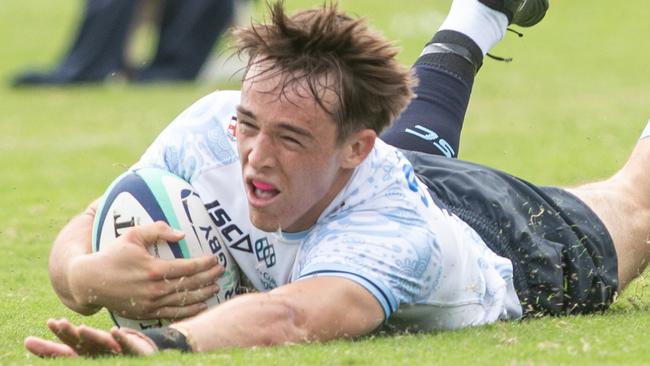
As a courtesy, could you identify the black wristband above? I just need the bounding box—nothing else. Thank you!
[141,327,193,353]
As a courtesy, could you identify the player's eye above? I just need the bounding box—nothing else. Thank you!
[281,135,302,147]
[237,120,257,133]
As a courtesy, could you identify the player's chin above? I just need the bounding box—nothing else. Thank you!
[248,208,283,232]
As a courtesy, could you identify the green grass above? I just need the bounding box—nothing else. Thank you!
[1,0,650,364]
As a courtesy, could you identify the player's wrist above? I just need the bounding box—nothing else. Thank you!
[84,198,100,217]
[141,326,195,352]
[66,254,103,314]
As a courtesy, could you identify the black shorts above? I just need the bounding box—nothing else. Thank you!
[401,149,619,317]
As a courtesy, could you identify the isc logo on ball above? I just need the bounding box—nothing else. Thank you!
[92,168,240,330]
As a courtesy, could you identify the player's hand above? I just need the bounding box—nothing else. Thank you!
[68,221,223,320]
[24,318,156,358]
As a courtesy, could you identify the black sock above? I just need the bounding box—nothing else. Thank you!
[379,31,481,157]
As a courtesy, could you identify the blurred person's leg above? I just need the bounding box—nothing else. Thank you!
[13,0,138,86]
[134,0,235,82]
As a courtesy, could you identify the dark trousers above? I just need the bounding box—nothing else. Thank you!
[51,0,234,82]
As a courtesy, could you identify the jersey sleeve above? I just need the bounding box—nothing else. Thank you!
[131,90,241,181]
[291,208,444,321]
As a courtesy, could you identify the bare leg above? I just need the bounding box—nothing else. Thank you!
[567,134,650,289]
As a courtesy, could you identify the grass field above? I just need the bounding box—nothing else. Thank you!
[1,0,650,365]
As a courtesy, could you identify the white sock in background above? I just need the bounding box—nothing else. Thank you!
[640,118,650,140]
[438,0,509,55]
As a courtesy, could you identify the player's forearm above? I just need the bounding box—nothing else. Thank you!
[171,292,308,351]
[170,278,384,352]
[48,202,102,315]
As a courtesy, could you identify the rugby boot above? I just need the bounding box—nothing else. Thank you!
[479,0,549,27]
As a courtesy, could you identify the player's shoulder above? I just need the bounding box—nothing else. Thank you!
[317,142,431,232]
[173,90,241,127]
[324,139,446,231]
[136,90,242,180]
[193,90,241,112]
[160,89,241,154]
[365,138,413,173]
[349,139,426,204]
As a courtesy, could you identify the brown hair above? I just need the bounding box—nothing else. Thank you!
[233,1,414,142]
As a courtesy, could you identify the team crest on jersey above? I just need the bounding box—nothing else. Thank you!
[227,115,238,141]
[255,237,276,268]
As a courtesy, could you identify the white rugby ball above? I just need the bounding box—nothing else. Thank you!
[92,168,240,330]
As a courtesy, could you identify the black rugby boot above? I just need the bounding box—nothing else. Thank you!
[479,0,549,27]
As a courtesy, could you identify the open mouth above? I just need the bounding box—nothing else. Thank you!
[248,179,281,204]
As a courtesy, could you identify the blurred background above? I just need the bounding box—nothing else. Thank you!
[2,0,649,183]
[0,0,649,362]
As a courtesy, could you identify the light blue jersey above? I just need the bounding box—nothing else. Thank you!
[132,91,522,331]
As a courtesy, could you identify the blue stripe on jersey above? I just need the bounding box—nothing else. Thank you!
[298,267,398,320]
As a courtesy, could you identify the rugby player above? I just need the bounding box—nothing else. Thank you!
[25,0,650,357]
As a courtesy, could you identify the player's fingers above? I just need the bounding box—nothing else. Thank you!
[157,255,222,280]
[46,318,69,334]
[24,337,78,358]
[111,327,158,355]
[148,301,209,320]
[155,284,219,308]
[48,319,82,349]
[160,264,222,292]
[77,325,122,355]
[124,221,185,248]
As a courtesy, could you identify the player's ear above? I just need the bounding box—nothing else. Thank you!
[340,129,376,169]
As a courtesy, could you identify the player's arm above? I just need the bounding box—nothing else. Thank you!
[25,276,384,357]
[170,276,385,350]
[48,201,222,318]
[48,199,105,314]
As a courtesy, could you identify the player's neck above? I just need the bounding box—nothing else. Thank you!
[284,168,355,233]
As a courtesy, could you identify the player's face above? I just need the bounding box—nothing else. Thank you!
[236,66,357,232]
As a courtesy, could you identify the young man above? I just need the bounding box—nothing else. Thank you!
[25,0,650,357]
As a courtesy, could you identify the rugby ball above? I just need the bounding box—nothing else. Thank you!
[92,168,240,330]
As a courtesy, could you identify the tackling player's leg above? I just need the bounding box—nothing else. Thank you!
[381,0,549,158]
